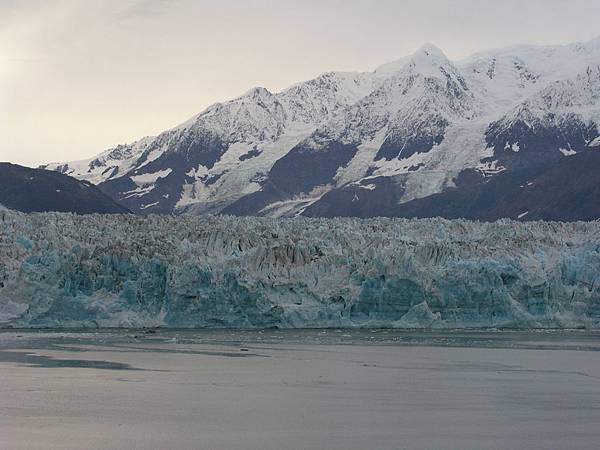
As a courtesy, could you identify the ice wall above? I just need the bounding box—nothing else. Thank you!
[1,210,599,328]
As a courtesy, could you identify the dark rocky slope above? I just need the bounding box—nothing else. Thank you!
[0,163,129,214]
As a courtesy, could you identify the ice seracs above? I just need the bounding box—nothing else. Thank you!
[1,210,599,329]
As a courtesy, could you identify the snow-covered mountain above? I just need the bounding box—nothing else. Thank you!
[45,37,600,218]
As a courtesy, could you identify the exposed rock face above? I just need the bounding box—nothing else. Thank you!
[1,211,599,329]
[302,149,600,221]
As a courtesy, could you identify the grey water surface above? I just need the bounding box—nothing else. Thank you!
[1,329,599,450]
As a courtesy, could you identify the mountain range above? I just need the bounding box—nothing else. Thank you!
[44,37,600,220]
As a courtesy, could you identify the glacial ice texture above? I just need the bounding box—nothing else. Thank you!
[1,210,599,329]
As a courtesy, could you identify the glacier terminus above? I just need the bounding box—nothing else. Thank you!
[1,210,599,329]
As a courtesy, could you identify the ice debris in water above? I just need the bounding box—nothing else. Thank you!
[0,210,599,329]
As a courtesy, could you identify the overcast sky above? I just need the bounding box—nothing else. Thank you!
[2,0,600,167]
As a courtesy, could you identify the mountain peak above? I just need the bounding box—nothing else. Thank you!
[405,43,454,78]
[416,42,446,58]
[242,86,273,99]
[375,43,451,76]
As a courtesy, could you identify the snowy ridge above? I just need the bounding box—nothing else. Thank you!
[1,211,600,329]
[46,136,156,185]
[496,66,600,127]
[459,36,600,111]
[482,67,600,171]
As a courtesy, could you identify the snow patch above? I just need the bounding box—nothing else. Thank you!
[131,169,172,186]
[505,142,521,152]
[360,184,377,191]
[140,202,160,210]
[559,148,578,156]
[589,137,600,147]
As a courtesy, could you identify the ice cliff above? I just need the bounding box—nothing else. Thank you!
[1,210,599,329]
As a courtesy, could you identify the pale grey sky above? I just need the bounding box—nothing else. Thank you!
[2,0,600,167]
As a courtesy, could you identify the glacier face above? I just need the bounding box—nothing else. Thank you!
[1,210,599,329]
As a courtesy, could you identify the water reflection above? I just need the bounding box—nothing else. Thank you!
[0,350,142,370]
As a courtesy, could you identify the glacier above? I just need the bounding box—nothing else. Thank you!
[1,210,599,329]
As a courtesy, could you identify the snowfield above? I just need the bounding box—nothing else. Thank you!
[1,210,599,329]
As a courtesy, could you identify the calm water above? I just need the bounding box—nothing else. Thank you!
[1,329,599,449]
